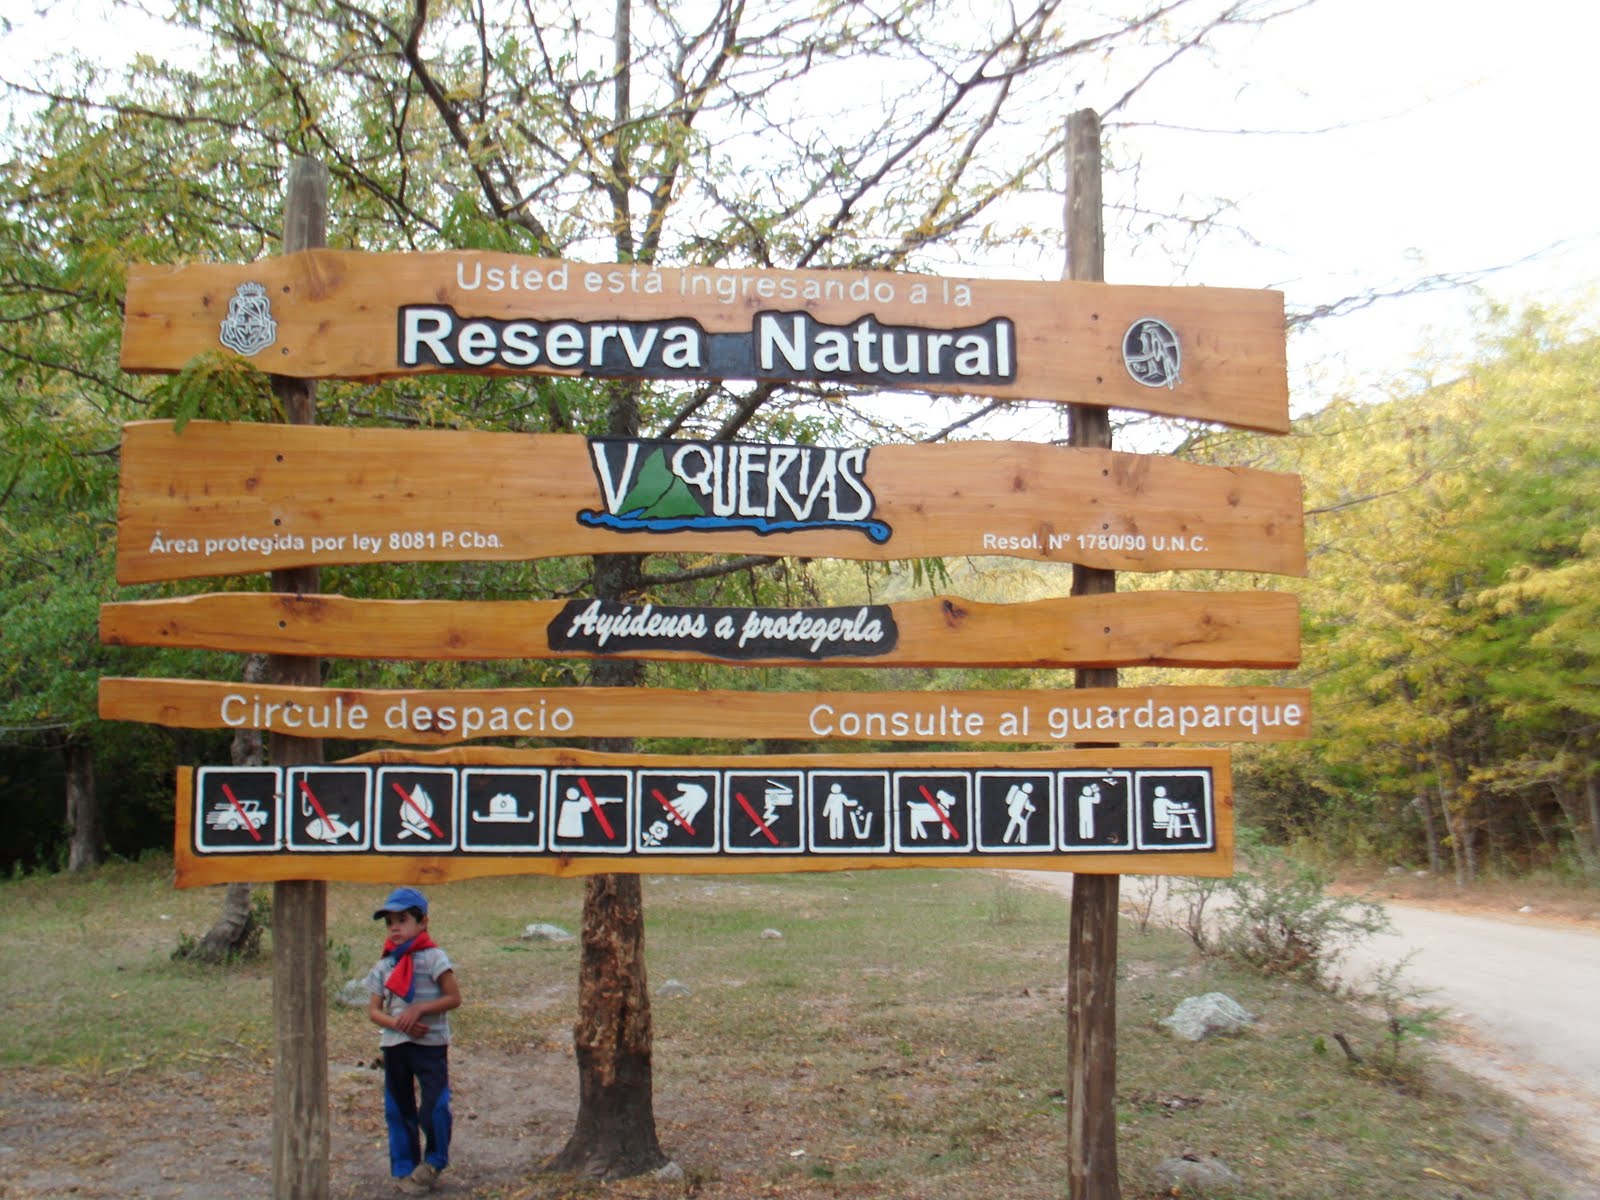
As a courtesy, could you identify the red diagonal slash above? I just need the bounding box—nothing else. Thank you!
[219,783,264,841]
[734,791,781,846]
[298,779,333,827]
[651,788,696,837]
[391,781,445,839]
[916,784,961,840]
[575,776,617,841]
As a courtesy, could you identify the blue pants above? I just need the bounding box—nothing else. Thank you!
[382,1042,451,1178]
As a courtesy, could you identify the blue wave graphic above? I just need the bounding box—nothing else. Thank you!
[579,510,892,545]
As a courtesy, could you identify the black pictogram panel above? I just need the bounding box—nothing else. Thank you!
[1058,770,1133,852]
[375,766,458,852]
[1134,770,1213,850]
[286,766,371,852]
[808,771,890,853]
[974,771,1055,852]
[549,768,632,853]
[195,767,282,853]
[892,771,973,853]
[636,771,720,853]
[723,771,806,853]
[462,769,546,852]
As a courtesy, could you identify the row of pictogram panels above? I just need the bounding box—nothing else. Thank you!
[192,764,1214,857]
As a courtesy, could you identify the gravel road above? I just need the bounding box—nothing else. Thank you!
[1338,902,1600,1180]
[1011,871,1600,1189]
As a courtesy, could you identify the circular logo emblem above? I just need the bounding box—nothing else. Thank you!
[1122,318,1180,389]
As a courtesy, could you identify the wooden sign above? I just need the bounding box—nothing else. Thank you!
[113,420,1305,583]
[100,590,1301,669]
[101,678,1311,745]
[121,251,1289,431]
[173,746,1233,886]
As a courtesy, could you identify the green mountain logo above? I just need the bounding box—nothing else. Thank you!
[616,448,704,519]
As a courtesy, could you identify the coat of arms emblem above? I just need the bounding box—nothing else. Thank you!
[219,282,277,356]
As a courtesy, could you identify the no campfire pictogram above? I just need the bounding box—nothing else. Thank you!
[374,766,457,852]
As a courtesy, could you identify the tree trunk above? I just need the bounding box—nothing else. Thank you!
[548,350,665,1175]
[64,739,100,872]
[1585,774,1600,872]
[547,871,666,1180]
[1411,794,1443,876]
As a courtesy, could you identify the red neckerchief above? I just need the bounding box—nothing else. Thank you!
[382,931,438,1003]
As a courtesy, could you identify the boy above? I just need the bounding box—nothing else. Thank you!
[366,886,462,1195]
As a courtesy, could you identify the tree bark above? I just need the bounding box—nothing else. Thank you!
[65,739,100,872]
[547,870,666,1179]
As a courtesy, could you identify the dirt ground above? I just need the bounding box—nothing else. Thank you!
[0,1044,580,1199]
[4,870,1596,1199]
[0,1033,836,1199]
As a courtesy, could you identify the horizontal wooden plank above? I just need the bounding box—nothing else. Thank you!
[113,420,1305,583]
[101,590,1302,669]
[101,677,1311,744]
[172,747,1233,886]
[122,251,1288,431]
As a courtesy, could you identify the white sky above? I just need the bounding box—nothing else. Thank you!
[7,0,1597,416]
[1105,0,1600,404]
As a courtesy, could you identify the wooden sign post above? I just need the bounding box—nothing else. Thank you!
[104,150,1298,1199]
[267,157,329,1200]
[1065,108,1120,1200]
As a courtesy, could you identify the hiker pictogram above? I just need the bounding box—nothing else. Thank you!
[462,769,546,852]
[723,772,804,853]
[374,767,458,852]
[636,772,719,853]
[975,771,1054,852]
[286,767,370,852]
[892,772,973,853]
[1134,771,1213,850]
[549,769,631,852]
[1057,770,1133,851]
[808,771,890,852]
[194,767,283,853]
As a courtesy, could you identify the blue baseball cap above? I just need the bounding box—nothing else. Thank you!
[373,886,429,919]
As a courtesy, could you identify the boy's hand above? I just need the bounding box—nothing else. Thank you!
[392,1004,432,1037]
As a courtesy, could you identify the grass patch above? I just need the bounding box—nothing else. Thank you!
[0,859,1584,1199]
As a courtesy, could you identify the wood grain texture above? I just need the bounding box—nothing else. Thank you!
[101,590,1301,669]
[113,420,1305,583]
[171,746,1234,887]
[121,251,1289,431]
[101,677,1311,744]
